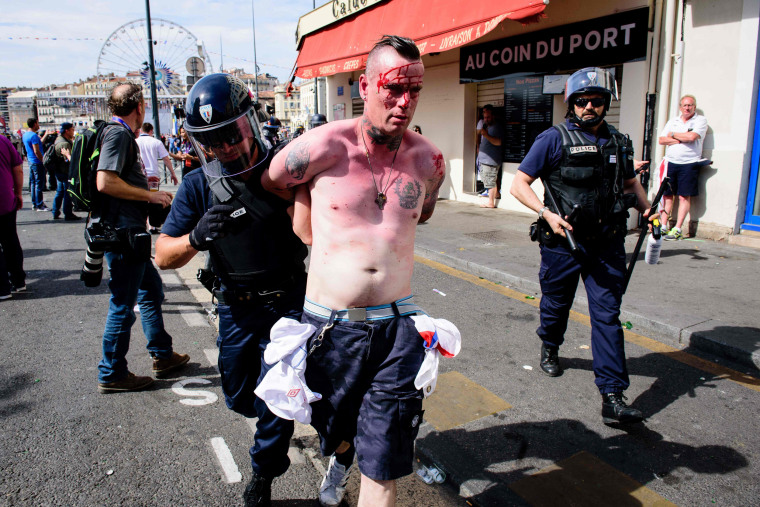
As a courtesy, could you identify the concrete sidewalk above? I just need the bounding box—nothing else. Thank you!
[415,199,760,371]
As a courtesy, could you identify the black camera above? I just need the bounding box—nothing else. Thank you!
[81,222,120,288]
[85,222,121,251]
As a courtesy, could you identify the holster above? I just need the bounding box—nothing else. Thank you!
[530,219,557,247]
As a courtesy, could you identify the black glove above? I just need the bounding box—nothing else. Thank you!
[189,204,235,251]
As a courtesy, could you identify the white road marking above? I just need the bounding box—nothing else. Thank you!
[171,378,218,406]
[301,447,326,477]
[204,348,219,369]
[178,305,210,327]
[288,446,307,464]
[160,273,182,285]
[210,437,242,483]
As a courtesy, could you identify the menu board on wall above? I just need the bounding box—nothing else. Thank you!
[503,76,553,163]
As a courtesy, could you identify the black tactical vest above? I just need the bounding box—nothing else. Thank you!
[544,122,633,235]
[206,162,307,289]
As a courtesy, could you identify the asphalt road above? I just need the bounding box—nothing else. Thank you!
[1,199,759,506]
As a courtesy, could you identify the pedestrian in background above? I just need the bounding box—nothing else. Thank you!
[42,129,59,191]
[657,94,709,240]
[51,122,80,221]
[0,134,26,299]
[511,67,652,425]
[477,104,503,208]
[22,118,52,211]
[95,83,188,393]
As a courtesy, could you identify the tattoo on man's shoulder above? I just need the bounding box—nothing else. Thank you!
[285,142,309,181]
[394,178,422,209]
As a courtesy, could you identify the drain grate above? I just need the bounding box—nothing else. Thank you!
[464,230,511,243]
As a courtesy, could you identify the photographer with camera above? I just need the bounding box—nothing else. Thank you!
[154,74,307,506]
[94,83,189,393]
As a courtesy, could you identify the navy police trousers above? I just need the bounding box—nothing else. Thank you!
[537,240,630,394]
[216,281,304,478]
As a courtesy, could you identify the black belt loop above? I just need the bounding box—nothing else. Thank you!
[327,309,338,326]
[390,301,401,318]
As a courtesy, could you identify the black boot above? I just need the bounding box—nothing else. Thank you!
[540,343,562,377]
[601,392,643,424]
[243,472,272,507]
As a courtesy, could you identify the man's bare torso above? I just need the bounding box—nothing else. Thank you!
[265,118,444,309]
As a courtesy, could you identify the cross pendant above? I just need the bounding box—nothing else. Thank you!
[375,192,387,210]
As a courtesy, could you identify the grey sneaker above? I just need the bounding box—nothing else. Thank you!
[319,455,353,506]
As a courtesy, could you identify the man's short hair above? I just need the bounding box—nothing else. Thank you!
[366,35,420,78]
[680,94,697,106]
[27,118,38,129]
[142,122,154,133]
[482,104,495,113]
[108,83,143,117]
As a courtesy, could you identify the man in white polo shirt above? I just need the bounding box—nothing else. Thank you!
[657,95,708,240]
[136,122,179,191]
[136,123,179,232]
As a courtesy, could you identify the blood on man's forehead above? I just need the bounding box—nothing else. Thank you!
[375,62,424,92]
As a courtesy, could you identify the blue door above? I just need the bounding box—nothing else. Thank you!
[743,87,760,232]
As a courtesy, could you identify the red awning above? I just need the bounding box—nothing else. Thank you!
[295,0,548,79]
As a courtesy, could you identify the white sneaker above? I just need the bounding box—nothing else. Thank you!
[319,455,352,506]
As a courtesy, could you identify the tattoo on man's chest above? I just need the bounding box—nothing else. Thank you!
[286,142,310,180]
[394,178,422,209]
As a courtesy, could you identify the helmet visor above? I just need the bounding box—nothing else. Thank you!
[187,111,271,176]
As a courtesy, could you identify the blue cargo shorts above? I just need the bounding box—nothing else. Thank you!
[302,297,426,481]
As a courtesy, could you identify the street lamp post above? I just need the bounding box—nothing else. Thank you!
[145,0,161,140]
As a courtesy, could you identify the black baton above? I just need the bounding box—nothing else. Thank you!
[622,176,671,293]
[541,180,578,253]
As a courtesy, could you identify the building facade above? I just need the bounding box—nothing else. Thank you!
[7,90,37,133]
[292,0,760,241]
[274,84,301,133]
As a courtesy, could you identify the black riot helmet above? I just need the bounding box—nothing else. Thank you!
[309,114,327,129]
[184,73,271,176]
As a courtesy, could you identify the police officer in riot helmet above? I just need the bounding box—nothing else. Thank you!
[309,113,327,129]
[154,73,307,506]
[262,116,282,148]
[510,67,652,425]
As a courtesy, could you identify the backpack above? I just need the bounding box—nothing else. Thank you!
[67,121,108,212]
[42,142,59,175]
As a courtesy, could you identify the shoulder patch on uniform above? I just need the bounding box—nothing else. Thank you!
[568,145,598,154]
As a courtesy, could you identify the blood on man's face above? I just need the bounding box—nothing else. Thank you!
[361,50,424,135]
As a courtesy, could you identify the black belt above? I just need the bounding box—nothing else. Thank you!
[213,274,299,305]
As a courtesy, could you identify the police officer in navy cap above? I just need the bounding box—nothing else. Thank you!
[510,67,652,425]
[154,73,307,505]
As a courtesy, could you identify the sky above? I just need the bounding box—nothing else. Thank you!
[1,0,317,89]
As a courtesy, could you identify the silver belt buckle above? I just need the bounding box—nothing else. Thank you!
[346,307,367,321]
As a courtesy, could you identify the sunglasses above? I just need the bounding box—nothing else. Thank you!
[194,124,246,149]
[573,97,606,108]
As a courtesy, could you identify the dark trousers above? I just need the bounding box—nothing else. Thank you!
[52,174,73,218]
[216,282,304,478]
[0,210,25,294]
[537,240,629,394]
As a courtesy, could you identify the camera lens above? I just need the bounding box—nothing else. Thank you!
[80,247,105,287]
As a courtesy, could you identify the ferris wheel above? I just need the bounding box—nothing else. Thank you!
[96,18,214,96]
